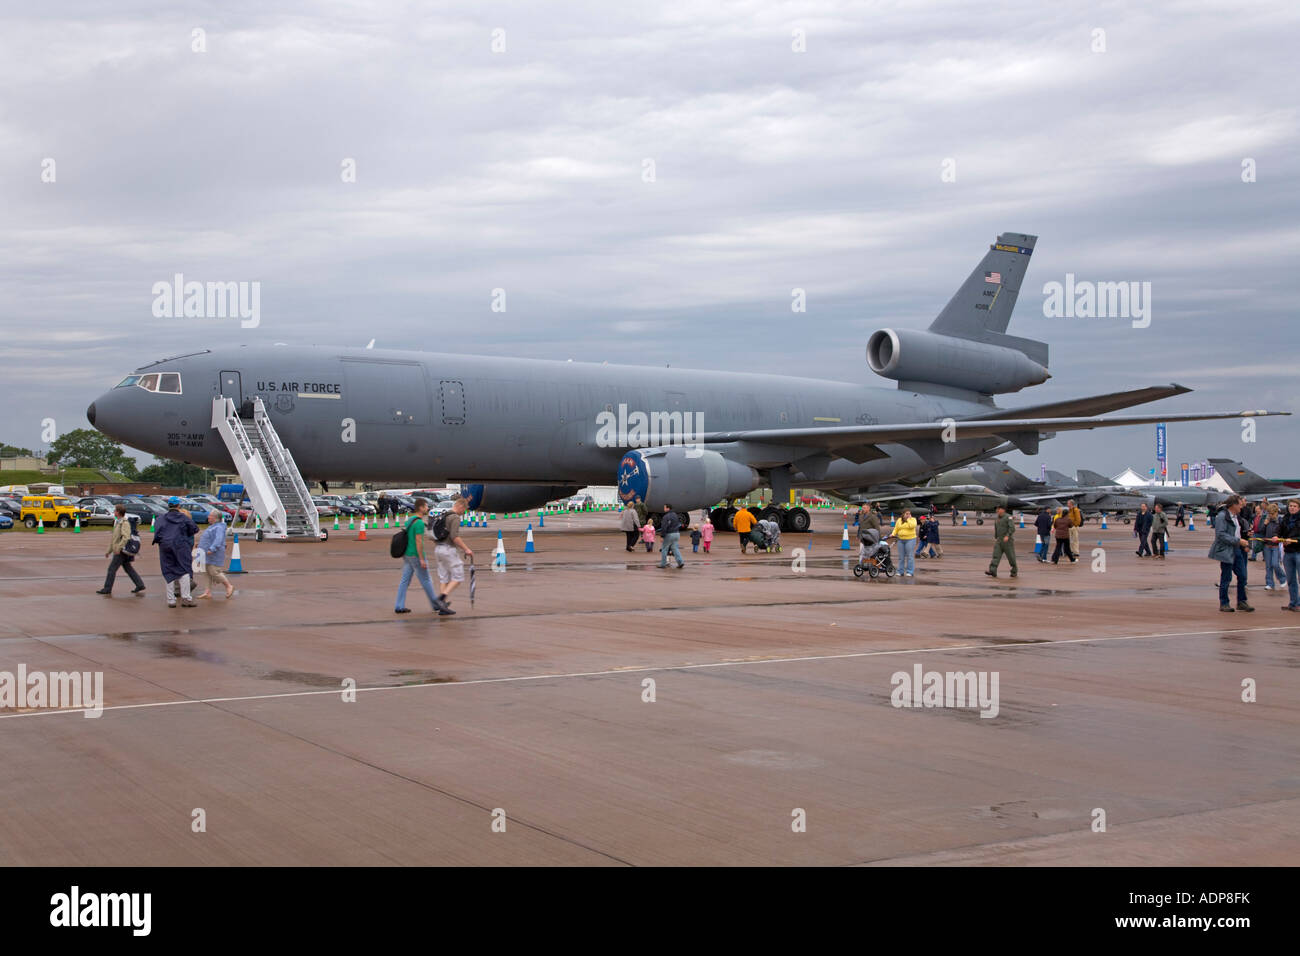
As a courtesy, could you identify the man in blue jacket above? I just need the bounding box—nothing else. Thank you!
[153,496,199,607]
[1208,494,1252,613]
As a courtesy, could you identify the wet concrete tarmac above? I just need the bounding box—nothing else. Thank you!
[1,512,1297,865]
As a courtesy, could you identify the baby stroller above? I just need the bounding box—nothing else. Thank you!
[853,536,895,579]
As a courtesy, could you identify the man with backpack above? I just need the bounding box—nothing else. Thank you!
[97,504,145,596]
[429,495,473,611]
[393,498,452,617]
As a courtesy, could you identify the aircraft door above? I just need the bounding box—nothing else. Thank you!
[440,380,465,425]
[219,370,243,404]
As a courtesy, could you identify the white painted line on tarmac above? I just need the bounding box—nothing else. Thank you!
[2,624,1296,721]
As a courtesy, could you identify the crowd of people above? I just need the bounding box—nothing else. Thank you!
[93,488,1300,619]
[97,496,235,607]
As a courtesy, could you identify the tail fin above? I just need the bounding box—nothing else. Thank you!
[1046,469,1075,486]
[928,231,1048,367]
[1077,469,1114,487]
[1208,458,1282,495]
[980,460,1040,493]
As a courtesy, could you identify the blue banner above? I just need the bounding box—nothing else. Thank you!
[1156,423,1167,476]
[1181,463,1189,486]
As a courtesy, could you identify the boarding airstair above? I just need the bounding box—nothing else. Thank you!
[211,396,323,541]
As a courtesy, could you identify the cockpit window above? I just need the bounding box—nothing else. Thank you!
[126,372,183,394]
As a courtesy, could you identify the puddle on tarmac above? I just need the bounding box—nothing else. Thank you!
[388,669,458,685]
[941,634,1051,645]
[256,668,344,687]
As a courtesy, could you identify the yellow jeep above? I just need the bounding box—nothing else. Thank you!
[20,495,91,529]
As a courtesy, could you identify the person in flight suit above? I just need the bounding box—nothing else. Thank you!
[985,505,1018,578]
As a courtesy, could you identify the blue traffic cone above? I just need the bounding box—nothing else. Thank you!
[962,514,968,526]
[1188,514,1195,530]
[228,533,245,573]
[1018,513,1024,529]
[524,523,536,553]
[538,510,544,528]
[840,523,850,550]
[1101,513,1108,529]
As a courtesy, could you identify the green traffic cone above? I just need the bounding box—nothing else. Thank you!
[73,515,81,533]
[36,517,45,535]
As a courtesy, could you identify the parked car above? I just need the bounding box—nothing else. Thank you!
[0,497,22,518]
[113,498,166,523]
[311,497,338,517]
[19,495,91,529]
[75,497,121,526]
[0,514,13,530]
[176,500,227,523]
[344,495,376,515]
[320,494,364,515]
[566,494,596,510]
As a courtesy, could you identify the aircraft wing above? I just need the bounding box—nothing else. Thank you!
[852,488,946,503]
[964,384,1193,421]
[699,409,1286,451]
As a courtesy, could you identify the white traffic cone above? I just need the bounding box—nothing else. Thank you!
[492,530,507,572]
[840,523,850,550]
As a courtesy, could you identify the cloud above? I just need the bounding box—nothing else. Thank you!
[0,0,1296,475]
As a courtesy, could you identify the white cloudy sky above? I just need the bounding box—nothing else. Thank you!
[1,0,1297,477]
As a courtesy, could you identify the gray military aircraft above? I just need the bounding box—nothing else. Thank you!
[1077,468,1226,511]
[1041,468,1152,519]
[86,232,1286,532]
[1209,458,1297,503]
[849,457,1049,517]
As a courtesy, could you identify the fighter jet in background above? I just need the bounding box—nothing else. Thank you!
[1087,469,1228,511]
[87,232,1287,532]
[1209,458,1298,503]
[1042,469,1153,519]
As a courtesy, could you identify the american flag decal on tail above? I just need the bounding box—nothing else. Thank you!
[984,271,1001,284]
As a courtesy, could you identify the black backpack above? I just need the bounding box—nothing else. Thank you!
[123,516,141,556]
[430,512,452,542]
[390,517,418,558]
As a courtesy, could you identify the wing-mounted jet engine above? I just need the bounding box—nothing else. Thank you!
[616,446,759,519]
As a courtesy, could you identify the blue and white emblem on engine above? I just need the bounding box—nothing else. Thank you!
[617,450,649,505]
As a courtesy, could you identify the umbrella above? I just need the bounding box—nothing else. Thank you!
[468,558,476,606]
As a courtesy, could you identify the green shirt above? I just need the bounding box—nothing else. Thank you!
[405,517,425,556]
[994,514,1014,539]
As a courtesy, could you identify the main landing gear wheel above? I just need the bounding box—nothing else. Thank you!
[785,507,811,533]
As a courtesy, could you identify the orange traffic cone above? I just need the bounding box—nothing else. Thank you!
[357,518,368,542]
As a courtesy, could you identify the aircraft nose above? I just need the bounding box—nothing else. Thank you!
[86,402,96,426]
